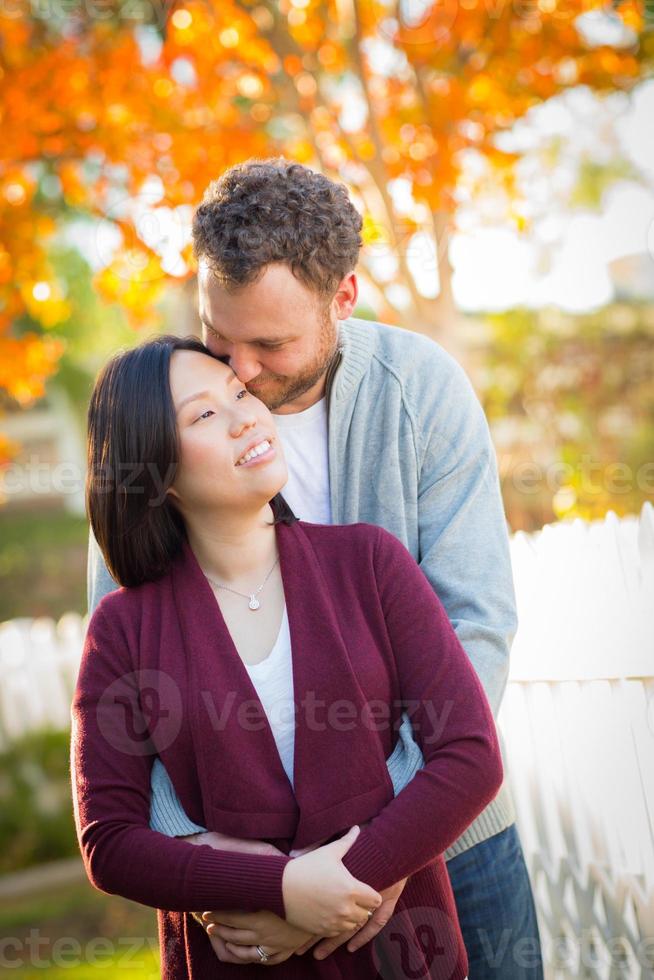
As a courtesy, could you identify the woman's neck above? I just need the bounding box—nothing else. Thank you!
[183,501,279,587]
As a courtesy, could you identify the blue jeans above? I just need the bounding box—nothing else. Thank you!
[447,824,544,979]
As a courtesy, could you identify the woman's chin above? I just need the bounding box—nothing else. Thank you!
[233,470,288,505]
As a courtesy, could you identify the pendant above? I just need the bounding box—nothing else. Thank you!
[248,595,261,610]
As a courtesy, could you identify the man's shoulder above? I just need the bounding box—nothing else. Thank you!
[343,316,469,396]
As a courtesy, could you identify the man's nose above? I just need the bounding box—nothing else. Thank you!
[227,346,262,384]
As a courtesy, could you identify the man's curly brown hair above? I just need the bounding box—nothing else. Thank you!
[191,157,363,299]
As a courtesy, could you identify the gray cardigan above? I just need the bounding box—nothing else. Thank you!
[87,315,517,859]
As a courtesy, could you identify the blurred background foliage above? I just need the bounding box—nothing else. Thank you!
[0,729,78,875]
[0,0,652,538]
[0,729,160,974]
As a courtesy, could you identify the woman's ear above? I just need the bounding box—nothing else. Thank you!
[165,486,180,504]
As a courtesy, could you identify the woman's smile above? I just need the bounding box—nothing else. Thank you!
[235,438,277,468]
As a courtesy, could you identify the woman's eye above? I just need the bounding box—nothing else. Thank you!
[195,410,214,422]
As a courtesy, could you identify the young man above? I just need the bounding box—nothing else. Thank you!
[87,158,543,977]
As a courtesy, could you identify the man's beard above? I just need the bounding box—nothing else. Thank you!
[246,312,339,412]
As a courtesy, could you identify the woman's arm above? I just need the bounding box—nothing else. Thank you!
[71,605,291,916]
[71,604,380,935]
[340,526,505,891]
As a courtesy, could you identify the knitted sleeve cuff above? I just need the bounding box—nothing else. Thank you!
[340,830,394,892]
[189,845,291,920]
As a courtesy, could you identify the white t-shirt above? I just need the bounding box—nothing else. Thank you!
[244,396,332,787]
[272,395,331,525]
[244,604,295,788]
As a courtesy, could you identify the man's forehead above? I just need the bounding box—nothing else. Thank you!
[197,258,315,300]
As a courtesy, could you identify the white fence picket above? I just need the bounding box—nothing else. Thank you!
[498,502,654,978]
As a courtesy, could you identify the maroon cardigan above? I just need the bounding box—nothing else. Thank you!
[71,519,503,979]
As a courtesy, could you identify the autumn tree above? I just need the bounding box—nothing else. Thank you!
[0,0,650,463]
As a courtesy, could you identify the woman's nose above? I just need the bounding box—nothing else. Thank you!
[229,407,258,438]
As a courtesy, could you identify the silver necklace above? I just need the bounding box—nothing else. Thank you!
[202,556,279,611]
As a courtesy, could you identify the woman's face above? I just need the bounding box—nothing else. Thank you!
[165,349,287,516]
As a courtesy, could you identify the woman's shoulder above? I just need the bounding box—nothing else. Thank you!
[297,518,382,549]
[299,519,409,552]
[296,520,413,580]
[86,573,169,640]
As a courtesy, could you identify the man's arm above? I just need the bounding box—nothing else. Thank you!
[87,525,120,616]
[414,348,518,718]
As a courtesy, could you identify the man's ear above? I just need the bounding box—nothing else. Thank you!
[332,271,358,320]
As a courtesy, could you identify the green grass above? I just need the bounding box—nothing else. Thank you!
[0,878,160,977]
[17,947,160,979]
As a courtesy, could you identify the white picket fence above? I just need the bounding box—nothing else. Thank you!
[498,502,654,979]
[1,503,653,978]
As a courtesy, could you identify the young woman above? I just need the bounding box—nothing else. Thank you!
[71,334,503,979]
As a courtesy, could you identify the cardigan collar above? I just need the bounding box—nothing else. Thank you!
[170,517,394,851]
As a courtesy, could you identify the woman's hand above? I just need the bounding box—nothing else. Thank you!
[281,825,383,936]
[201,909,317,965]
[185,829,304,962]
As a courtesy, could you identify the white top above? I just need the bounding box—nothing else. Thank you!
[243,604,295,788]
[242,396,331,787]
[272,395,332,525]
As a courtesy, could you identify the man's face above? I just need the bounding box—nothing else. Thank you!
[197,259,355,413]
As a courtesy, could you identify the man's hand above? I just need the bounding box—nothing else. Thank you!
[311,876,409,960]
[181,830,282,857]
[186,825,401,963]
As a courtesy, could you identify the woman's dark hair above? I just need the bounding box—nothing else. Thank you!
[86,334,297,588]
[192,157,363,298]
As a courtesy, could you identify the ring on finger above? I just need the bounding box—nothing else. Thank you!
[358,908,375,929]
[256,944,269,963]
